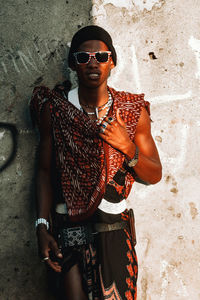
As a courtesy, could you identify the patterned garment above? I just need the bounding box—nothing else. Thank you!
[94,163,138,300]
[30,85,150,299]
[30,86,149,221]
[53,169,138,300]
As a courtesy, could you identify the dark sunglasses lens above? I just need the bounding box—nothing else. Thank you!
[96,52,109,62]
[76,52,89,63]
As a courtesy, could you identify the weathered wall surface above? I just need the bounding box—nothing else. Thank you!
[1,0,200,299]
[0,1,92,299]
[92,0,200,299]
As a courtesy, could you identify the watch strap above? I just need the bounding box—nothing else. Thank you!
[127,145,139,167]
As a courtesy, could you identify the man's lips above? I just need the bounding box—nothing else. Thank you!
[86,72,101,79]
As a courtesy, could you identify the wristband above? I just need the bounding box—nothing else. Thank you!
[35,218,49,230]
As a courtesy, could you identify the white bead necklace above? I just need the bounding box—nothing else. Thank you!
[80,91,113,124]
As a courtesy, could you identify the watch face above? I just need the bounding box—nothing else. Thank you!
[128,158,138,167]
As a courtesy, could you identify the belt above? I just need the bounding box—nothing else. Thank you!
[55,199,127,215]
[94,221,127,232]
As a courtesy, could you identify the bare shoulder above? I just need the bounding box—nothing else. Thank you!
[135,107,151,135]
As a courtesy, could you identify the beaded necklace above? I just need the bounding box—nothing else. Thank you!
[80,91,113,124]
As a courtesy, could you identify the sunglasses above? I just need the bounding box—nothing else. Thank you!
[73,51,112,64]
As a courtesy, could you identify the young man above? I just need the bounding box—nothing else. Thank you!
[31,25,162,300]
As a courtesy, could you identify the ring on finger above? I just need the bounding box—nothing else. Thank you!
[108,117,114,124]
[101,121,109,129]
[100,127,106,134]
[42,257,49,262]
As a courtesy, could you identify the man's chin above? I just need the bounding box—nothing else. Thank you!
[79,79,104,89]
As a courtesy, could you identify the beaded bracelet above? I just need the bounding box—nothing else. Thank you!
[35,218,49,230]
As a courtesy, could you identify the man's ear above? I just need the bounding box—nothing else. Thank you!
[110,58,115,70]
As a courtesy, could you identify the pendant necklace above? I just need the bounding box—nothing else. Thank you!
[80,91,113,123]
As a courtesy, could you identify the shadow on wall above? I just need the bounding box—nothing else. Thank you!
[0,122,18,172]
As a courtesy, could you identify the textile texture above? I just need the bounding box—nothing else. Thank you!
[30,86,149,221]
[30,85,150,299]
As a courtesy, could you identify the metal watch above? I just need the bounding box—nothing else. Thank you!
[127,145,139,167]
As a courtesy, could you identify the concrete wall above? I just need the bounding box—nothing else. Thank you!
[1,0,200,299]
[0,1,92,299]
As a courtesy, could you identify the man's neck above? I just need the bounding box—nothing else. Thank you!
[78,84,109,107]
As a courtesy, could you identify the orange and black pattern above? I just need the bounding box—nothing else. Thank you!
[95,166,138,300]
[30,85,149,299]
[30,86,149,222]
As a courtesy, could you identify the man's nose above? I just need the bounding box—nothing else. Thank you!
[88,55,98,66]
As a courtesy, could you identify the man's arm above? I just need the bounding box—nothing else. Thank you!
[125,107,162,184]
[36,103,62,272]
[99,107,162,184]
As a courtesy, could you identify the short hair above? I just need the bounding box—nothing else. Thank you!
[68,25,117,68]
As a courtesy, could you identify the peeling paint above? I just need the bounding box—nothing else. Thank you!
[133,0,165,11]
[101,0,165,11]
[101,0,133,9]
[90,3,106,18]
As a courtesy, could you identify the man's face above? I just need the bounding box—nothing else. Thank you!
[72,40,115,89]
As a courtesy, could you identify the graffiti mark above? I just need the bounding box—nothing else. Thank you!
[17,48,39,73]
[148,91,192,105]
[0,40,68,79]
[1,61,8,74]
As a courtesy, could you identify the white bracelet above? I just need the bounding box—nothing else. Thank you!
[35,218,49,230]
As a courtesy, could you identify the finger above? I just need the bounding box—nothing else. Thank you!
[99,133,111,143]
[42,247,51,260]
[116,109,125,127]
[50,239,63,258]
[45,258,62,273]
[100,122,111,134]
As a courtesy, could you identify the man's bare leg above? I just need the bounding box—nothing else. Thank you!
[61,264,88,300]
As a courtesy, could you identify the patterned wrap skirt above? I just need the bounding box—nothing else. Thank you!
[52,207,138,300]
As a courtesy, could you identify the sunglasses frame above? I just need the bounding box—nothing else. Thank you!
[73,51,112,65]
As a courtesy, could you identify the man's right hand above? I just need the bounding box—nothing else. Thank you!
[37,225,63,273]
